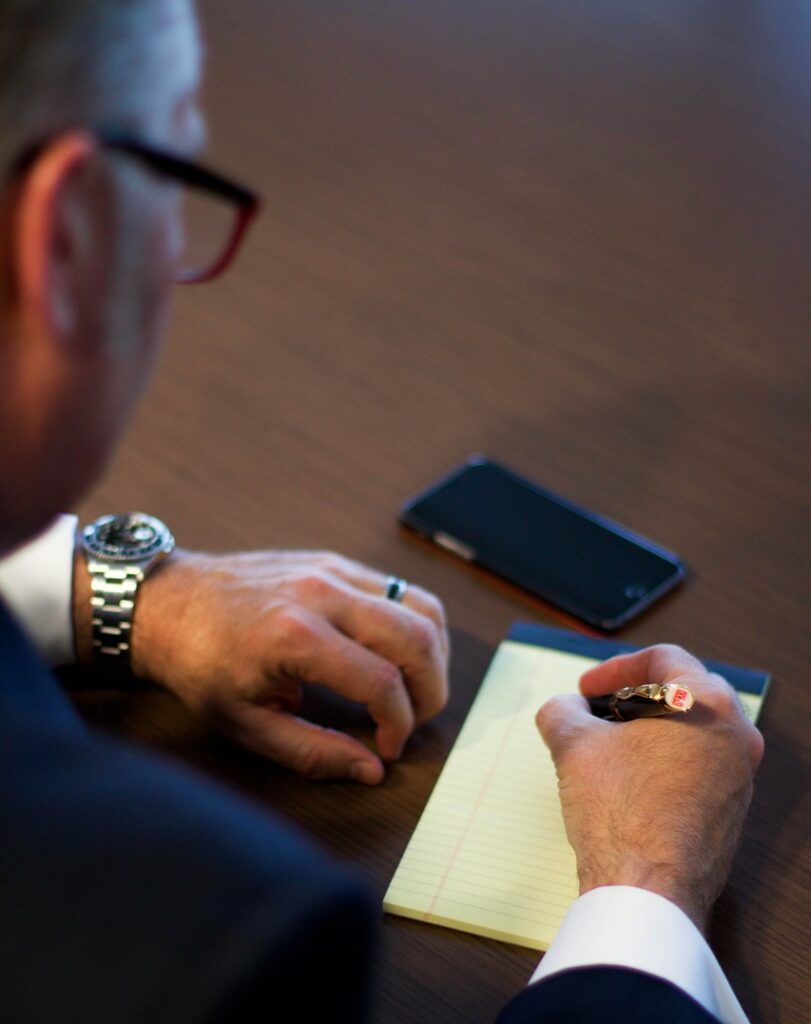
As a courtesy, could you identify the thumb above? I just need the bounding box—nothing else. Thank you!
[535,692,600,762]
[579,644,705,698]
[219,703,386,785]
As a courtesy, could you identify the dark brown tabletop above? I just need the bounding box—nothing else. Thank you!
[71,2,810,1021]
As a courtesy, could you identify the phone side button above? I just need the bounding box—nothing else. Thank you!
[433,532,476,561]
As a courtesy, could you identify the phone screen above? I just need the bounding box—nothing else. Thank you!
[400,458,685,629]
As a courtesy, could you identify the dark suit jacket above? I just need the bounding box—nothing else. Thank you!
[0,599,723,1023]
[497,966,720,1022]
[0,599,374,1023]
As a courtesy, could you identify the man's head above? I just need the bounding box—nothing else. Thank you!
[0,0,203,552]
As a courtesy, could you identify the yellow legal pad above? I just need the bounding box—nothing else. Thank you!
[383,624,769,951]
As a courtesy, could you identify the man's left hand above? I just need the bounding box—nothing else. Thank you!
[75,548,449,784]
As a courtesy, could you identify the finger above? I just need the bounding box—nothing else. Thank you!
[222,701,385,785]
[579,644,707,698]
[400,583,450,662]
[269,608,415,760]
[331,593,448,726]
[705,672,765,768]
[383,582,449,663]
[535,692,602,762]
[279,568,448,724]
[316,557,450,661]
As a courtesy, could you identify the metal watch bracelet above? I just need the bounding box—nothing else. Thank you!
[87,560,146,660]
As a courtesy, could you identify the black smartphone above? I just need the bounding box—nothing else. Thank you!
[399,456,686,630]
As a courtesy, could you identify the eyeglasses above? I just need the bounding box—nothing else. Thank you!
[11,129,260,285]
[97,130,260,284]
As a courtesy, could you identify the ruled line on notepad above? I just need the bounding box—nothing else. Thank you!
[394,858,576,888]
[398,836,573,873]
[383,641,589,949]
[422,681,533,920]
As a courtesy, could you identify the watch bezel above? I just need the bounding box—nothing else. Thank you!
[81,513,175,564]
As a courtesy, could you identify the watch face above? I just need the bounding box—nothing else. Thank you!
[83,513,174,562]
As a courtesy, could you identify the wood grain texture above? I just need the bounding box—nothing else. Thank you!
[71,2,810,1020]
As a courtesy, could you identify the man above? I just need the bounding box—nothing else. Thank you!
[0,1,762,1021]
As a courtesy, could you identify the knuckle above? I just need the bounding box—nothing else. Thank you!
[709,687,739,719]
[652,642,690,662]
[295,571,337,604]
[535,702,568,753]
[535,694,585,741]
[707,671,730,687]
[293,741,331,780]
[372,661,404,701]
[272,606,317,650]
[316,551,347,574]
[409,617,437,658]
[424,592,448,630]
[535,696,561,729]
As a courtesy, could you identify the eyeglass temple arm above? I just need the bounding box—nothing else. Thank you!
[177,199,260,285]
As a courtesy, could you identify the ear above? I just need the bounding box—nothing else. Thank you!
[14,132,99,345]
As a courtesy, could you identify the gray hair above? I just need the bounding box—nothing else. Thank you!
[0,0,194,179]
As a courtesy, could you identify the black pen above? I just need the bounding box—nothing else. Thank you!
[588,682,695,722]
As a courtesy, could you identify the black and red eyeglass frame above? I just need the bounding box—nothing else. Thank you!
[11,128,261,284]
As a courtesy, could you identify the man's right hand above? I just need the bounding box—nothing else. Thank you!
[536,645,764,932]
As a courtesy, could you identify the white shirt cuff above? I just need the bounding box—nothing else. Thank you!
[0,514,78,666]
[529,886,749,1024]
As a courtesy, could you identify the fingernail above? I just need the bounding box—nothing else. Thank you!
[351,761,383,785]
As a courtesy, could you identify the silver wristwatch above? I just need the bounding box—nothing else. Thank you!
[81,513,175,662]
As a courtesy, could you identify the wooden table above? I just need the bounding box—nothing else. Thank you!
[72,2,810,1020]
